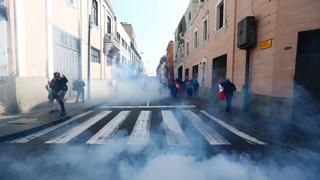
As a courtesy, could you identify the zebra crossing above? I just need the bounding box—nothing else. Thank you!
[8,108,267,146]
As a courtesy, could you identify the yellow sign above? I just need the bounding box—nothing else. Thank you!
[260,39,272,50]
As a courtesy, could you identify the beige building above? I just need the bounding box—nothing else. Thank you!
[175,0,320,121]
[0,0,137,114]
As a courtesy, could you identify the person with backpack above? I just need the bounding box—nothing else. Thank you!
[51,72,68,116]
[220,79,236,113]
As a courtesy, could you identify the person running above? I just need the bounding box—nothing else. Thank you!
[51,72,68,116]
[73,79,85,103]
[220,79,236,113]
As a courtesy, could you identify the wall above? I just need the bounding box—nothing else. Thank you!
[15,77,48,112]
[0,78,17,114]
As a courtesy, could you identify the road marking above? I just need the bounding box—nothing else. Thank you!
[161,110,190,145]
[7,118,39,125]
[147,98,151,106]
[200,110,267,145]
[182,111,231,145]
[9,111,93,143]
[127,111,151,145]
[100,105,196,109]
[86,111,131,144]
[0,115,21,120]
[46,111,112,144]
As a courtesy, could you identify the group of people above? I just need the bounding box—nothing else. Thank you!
[168,79,200,99]
[45,72,85,116]
[166,78,236,113]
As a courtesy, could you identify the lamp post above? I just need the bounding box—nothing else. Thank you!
[87,15,92,99]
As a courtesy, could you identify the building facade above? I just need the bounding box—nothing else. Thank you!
[166,41,174,81]
[0,0,142,114]
[175,0,320,121]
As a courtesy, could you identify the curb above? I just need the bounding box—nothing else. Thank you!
[0,101,106,143]
[0,116,70,142]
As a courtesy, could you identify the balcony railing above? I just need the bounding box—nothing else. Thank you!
[103,33,120,54]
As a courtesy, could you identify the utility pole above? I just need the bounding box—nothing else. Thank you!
[87,15,92,99]
[243,49,251,112]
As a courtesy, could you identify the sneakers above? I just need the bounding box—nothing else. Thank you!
[60,112,67,117]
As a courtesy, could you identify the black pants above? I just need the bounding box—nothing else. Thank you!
[76,89,85,103]
[55,92,66,113]
[226,96,233,112]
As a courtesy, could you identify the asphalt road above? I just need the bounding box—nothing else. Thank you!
[0,98,319,180]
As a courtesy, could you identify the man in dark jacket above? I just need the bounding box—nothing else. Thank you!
[51,72,68,116]
[221,79,236,112]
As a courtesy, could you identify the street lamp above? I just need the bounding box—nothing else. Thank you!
[87,15,93,99]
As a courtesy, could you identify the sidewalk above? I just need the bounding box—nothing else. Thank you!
[0,98,107,142]
[184,96,320,153]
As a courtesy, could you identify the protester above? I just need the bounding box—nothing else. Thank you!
[187,81,193,98]
[220,79,236,112]
[169,80,177,99]
[51,72,68,116]
[73,79,85,103]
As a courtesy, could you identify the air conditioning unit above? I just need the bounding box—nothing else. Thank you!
[237,16,257,49]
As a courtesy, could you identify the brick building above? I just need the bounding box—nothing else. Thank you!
[174,0,320,121]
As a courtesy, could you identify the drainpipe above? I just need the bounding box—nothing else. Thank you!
[231,0,237,82]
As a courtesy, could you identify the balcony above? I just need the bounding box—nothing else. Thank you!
[103,33,120,57]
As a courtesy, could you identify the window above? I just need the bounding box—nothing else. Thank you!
[107,16,112,34]
[188,12,191,21]
[216,1,224,30]
[194,30,198,48]
[122,38,128,50]
[116,32,121,40]
[203,19,208,41]
[92,0,98,26]
[91,47,100,63]
[186,42,189,55]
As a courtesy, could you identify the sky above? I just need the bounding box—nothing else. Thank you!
[110,0,189,76]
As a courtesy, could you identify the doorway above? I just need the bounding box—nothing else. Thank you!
[178,66,183,80]
[192,65,199,81]
[211,54,227,101]
[293,29,320,124]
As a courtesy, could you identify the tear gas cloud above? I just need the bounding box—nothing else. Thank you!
[1,64,320,179]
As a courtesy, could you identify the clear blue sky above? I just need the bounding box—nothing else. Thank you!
[110,0,189,76]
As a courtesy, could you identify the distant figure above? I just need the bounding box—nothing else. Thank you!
[51,72,68,116]
[187,81,193,98]
[169,80,177,99]
[220,79,236,112]
[45,80,56,113]
[193,80,199,98]
[73,79,85,103]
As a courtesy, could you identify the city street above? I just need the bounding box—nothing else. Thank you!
[0,97,319,179]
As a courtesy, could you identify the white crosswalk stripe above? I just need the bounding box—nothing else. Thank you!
[8,111,93,143]
[127,111,151,145]
[46,111,112,144]
[182,110,231,145]
[200,110,267,145]
[161,110,190,145]
[7,108,266,147]
[86,111,131,144]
